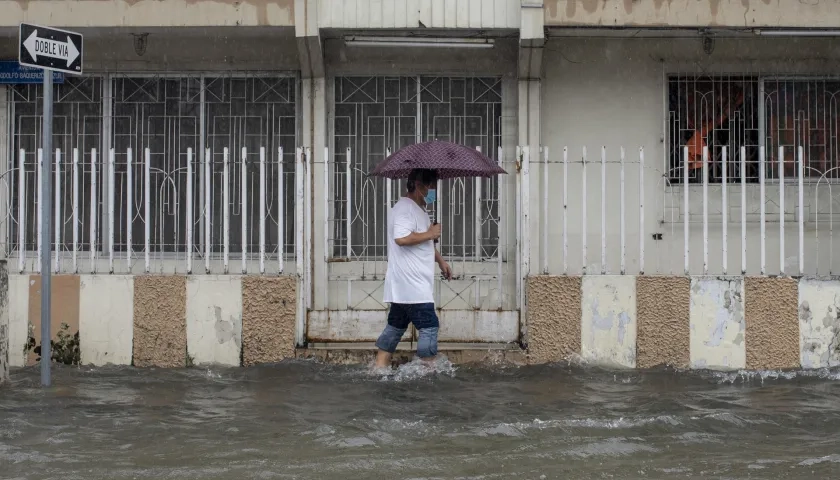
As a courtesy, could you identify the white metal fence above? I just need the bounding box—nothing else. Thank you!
[2,146,302,275]
[10,142,840,279]
[538,144,840,276]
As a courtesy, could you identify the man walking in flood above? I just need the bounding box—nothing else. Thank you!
[375,168,452,368]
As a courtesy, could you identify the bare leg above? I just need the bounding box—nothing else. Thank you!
[375,349,392,368]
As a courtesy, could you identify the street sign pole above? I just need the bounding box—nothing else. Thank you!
[19,22,83,387]
[40,70,52,387]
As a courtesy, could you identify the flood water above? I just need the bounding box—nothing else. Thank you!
[1,359,840,480]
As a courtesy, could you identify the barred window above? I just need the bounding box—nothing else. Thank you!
[8,76,103,254]
[668,75,840,183]
[7,74,297,264]
[332,76,503,260]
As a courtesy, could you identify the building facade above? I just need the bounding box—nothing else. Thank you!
[1,1,840,373]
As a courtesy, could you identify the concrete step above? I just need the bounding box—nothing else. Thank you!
[296,342,527,365]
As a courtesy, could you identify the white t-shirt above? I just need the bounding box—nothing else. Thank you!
[383,197,435,304]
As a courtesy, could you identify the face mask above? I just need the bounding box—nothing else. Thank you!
[424,188,437,205]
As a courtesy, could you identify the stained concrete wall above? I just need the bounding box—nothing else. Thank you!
[241,276,297,366]
[186,276,243,367]
[526,276,581,363]
[798,279,840,369]
[317,0,520,29]
[0,261,7,385]
[689,277,745,370]
[11,271,840,372]
[745,277,799,370]
[133,276,187,368]
[0,0,295,27]
[27,276,80,365]
[544,0,840,28]
[581,275,637,368]
[636,276,690,369]
[6,275,29,368]
[79,276,134,366]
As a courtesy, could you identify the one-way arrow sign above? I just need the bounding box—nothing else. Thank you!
[19,23,83,75]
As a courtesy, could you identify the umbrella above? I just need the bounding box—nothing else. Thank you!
[369,140,507,179]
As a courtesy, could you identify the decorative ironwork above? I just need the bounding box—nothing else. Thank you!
[333,76,502,261]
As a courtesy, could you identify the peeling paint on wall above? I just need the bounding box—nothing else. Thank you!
[186,276,243,367]
[689,277,745,370]
[581,276,636,368]
[799,281,840,369]
[798,279,840,369]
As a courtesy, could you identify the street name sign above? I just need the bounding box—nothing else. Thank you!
[18,23,83,75]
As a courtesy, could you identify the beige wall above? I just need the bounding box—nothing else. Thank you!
[241,276,297,366]
[526,276,581,363]
[636,276,690,369]
[545,0,840,28]
[7,0,836,30]
[745,276,799,370]
[0,0,294,28]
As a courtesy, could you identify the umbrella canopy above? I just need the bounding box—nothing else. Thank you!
[369,140,507,179]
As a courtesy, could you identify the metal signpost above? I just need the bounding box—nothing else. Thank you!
[18,23,83,386]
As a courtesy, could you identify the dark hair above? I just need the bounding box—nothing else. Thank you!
[406,169,438,193]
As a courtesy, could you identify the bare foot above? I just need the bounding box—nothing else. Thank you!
[375,350,392,369]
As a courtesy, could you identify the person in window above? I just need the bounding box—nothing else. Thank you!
[374,168,453,368]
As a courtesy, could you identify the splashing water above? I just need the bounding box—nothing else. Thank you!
[367,355,458,382]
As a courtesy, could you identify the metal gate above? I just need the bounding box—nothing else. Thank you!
[306,76,519,346]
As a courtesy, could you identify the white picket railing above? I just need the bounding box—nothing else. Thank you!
[7,142,839,279]
[3,146,302,276]
[538,144,840,276]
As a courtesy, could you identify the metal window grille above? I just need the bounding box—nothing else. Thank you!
[763,78,840,181]
[668,75,840,183]
[667,75,760,184]
[8,77,103,259]
[5,73,297,273]
[332,76,502,260]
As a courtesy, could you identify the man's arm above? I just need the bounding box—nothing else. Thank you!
[435,248,453,280]
[395,229,435,247]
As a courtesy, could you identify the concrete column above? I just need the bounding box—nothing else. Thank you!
[0,260,9,385]
[296,0,327,339]
[518,1,544,339]
[0,86,8,382]
[0,85,8,259]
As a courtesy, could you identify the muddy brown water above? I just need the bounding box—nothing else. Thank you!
[1,359,839,479]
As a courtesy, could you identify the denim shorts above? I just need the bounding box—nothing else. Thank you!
[375,303,439,358]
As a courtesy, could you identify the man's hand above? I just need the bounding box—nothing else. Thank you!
[438,258,453,280]
[426,223,442,241]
